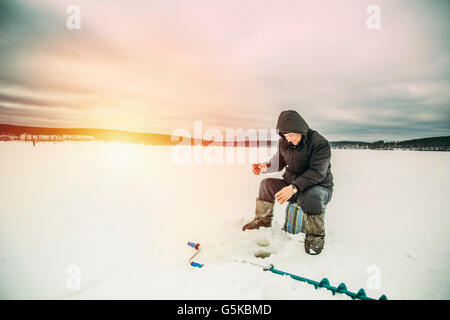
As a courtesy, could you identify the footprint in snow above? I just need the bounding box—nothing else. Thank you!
[254,250,271,259]
[254,239,271,258]
[256,239,270,247]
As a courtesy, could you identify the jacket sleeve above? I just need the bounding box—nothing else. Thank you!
[292,140,331,191]
[263,142,286,173]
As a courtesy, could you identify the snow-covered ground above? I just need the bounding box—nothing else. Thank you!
[0,141,449,299]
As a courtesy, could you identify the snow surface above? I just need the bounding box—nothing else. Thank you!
[0,141,449,299]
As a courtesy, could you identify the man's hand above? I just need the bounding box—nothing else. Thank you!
[275,185,294,204]
[252,163,267,175]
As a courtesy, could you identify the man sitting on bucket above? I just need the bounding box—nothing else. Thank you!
[243,110,334,255]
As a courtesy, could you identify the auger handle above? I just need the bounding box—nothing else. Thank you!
[187,242,200,250]
[191,262,203,268]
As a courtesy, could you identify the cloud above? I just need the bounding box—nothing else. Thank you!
[0,93,79,109]
[0,0,448,141]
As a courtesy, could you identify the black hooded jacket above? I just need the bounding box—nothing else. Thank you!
[264,110,334,192]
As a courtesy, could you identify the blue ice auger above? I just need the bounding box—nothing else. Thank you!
[187,242,203,268]
[241,261,387,300]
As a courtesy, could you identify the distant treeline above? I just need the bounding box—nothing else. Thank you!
[330,136,450,151]
[0,124,274,147]
[1,124,448,151]
[0,124,201,146]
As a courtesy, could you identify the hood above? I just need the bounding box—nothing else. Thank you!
[276,110,309,137]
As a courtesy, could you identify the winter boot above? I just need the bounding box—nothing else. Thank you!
[304,212,325,255]
[242,198,275,231]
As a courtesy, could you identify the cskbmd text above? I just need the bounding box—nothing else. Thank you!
[177,304,271,317]
[222,304,271,315]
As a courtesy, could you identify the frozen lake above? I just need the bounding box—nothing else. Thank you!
[0,141,449,299]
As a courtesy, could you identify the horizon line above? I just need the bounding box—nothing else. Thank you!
[0,122,448,143]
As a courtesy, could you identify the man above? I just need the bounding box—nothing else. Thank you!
[242,110,334,255]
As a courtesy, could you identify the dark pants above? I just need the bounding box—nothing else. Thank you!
[259,178,332,215]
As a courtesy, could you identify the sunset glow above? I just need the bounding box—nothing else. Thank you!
[1,0,448,141]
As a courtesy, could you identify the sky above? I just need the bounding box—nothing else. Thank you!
[0,0,449,142]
